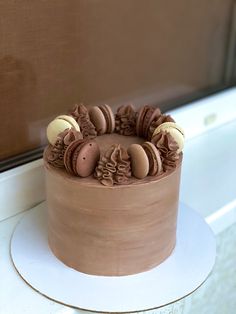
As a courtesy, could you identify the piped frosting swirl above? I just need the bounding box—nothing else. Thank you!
[95,144,131,186]
[151,131,179,171]
[148,114,175,140]
[70,104,97,138]
[46,128,83,168]
[115,104,137,136]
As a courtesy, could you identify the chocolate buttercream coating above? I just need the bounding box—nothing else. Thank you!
[95,144,131,186]
[70,104,97,138]
[115,104,137,136]
[45,156,182,276]
[44,102,183,276]
[151,131,179,171]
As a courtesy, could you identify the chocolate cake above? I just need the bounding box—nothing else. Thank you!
[44,104,184,276]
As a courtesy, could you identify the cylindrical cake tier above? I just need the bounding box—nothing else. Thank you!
[45,160,181,276]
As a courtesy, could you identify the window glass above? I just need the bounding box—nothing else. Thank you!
[0,0,233,169]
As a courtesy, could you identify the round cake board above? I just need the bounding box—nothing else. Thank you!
[10,202,216,313]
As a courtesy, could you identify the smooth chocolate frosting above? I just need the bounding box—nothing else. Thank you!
[70,104,97,138]
[115,104,137,136]
[95,144,131,186]
[151,131,179,171]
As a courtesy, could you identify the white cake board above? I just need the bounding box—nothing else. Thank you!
[11,202,216,313]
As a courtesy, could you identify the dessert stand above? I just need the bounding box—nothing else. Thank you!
[11,202,216,313]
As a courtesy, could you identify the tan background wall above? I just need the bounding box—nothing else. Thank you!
[0,0,233,160]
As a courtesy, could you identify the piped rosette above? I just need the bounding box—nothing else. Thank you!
[45,128,83,168]
[95,144,131,186]
[69,104,97,139]
[115,104,137,136]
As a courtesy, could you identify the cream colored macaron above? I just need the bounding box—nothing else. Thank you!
[47,115,80,145]
[152,122,185,153]
[56,115,80,131]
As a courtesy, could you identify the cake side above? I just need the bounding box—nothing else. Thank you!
[45,158,182,276]
[44,103,185,276]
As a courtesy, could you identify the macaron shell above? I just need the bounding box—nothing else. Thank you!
[145,107,161,138]
[142,106,155,138]
[56,115,80,132]
[165,128,184,153]
[89,106,107,135]
[99,104,115,133]
[142,142,162,176]
[64,139,85,174]
[128,144,149,179]
[73,141,100,177]
[152,122,185,138]
[136,106,149,137]
[47,119,73,145]
[147,114,175,141]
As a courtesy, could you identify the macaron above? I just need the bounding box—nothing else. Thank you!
[64,139,85,174]
[56,115,80,131]
[136,105,150,137]
[64,139,100,177]
[152,122,185,153]
[99,104,115,133]
[147,114,175,141]
[128,144,149,179]
[141,106,156,138]
[144,107,161,138]
[47,115,80,145]
[142,142,162,176]
[89,106,107,135]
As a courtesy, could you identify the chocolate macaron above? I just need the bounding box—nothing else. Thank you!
[89,105,115,135]
[142,141,162,176]
[64,139,100,177]
[136,105,150,137]
[136,105,158,138]
[99,104,115,133]
[144,107,161,138]
[128,144,149,179]
[64,139,85,174]
[89,106,107,135]
[141,106,156,138]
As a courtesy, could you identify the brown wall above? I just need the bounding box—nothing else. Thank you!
[0,0,233,160]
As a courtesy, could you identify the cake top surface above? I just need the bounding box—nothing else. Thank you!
[44,104,184,186]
